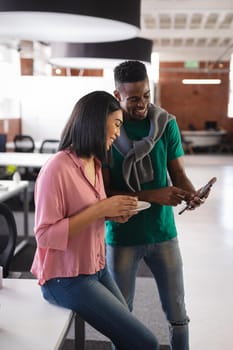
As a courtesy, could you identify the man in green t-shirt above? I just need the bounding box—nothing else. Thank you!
[103,60,204,350]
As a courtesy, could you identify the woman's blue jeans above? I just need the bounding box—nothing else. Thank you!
[106,238,190,350]
[41,267,159,350]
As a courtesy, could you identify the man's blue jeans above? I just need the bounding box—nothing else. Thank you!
[106,238,189,350]
[41,267,159,350]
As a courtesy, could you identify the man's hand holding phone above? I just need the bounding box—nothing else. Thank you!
[178,177,217,215]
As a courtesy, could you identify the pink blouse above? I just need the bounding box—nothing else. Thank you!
[31,149,106,285]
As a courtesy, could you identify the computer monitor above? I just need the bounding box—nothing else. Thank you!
[204,121,218,130]
[0,134,6,152]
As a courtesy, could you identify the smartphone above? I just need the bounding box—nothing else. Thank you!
[198,177,217,198]
[178,177,217,215]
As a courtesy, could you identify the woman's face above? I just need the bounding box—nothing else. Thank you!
[106,109,123,150]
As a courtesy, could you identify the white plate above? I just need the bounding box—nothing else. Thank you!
[130,200,151,212]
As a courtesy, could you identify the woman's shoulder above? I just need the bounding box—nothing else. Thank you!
[40,150,72,175]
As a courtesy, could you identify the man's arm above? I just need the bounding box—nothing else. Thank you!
[167,156,213,209]
[102,166,192,207]
[167,156,196,193]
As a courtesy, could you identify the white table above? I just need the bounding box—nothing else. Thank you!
[0,278,85,350]
[182,130,226,148]
[0,153,51,254]
[0,152,53,168]
[0,180,29,255]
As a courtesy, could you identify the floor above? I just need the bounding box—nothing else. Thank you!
[11,154,233,350]
[175,154,233,350]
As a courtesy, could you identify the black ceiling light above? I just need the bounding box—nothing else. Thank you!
[50,38,153,69]
[0,0,140,42]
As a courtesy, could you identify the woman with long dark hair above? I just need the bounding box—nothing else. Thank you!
[31,91,159,350]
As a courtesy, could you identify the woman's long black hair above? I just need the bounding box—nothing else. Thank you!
[59,91,121,162]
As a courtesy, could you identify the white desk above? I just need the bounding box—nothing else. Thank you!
[182,130,226,148]
[0,152,52,168]
[0,180,29,255]
[0,278,85,350]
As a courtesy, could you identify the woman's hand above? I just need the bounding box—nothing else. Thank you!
[99,195,138,218]
[69,195,137,237]
[106,213,137,223]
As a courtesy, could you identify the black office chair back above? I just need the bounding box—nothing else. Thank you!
[0,133,7,152]
[39,139,60,153]
[13,134,35,153]
[0,203,17,277]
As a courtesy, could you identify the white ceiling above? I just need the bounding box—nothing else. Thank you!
[140,0,233,61]
[1,1,233,65]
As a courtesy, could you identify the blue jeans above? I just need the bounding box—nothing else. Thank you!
[106,238,189,350]
[41,267,159,350]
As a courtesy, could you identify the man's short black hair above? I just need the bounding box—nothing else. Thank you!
[114,60,148,86]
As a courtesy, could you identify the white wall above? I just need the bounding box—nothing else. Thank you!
[0,44,21,121]
[19,75,155,141]
[19,76,115,140]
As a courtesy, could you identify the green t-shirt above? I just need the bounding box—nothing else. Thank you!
[105,115,184,246]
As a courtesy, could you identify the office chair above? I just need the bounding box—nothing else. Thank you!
[13,134,37,180]
[0,133,7,152]
[219,132,233,153]
[39,139,60,153]
[13,134,35,153]
[0,202,17,277]
[0,134,8,179]
[181,133,194,154]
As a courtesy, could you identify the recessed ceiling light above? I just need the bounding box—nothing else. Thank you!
[182,79,221,85]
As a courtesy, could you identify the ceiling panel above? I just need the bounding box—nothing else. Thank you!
[140,0,233,61]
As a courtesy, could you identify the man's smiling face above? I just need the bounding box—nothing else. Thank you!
[114,78,151,121]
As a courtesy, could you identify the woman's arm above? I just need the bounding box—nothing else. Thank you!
[68,195,138,237]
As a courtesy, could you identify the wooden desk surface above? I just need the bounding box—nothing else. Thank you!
[0,279,74,350]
